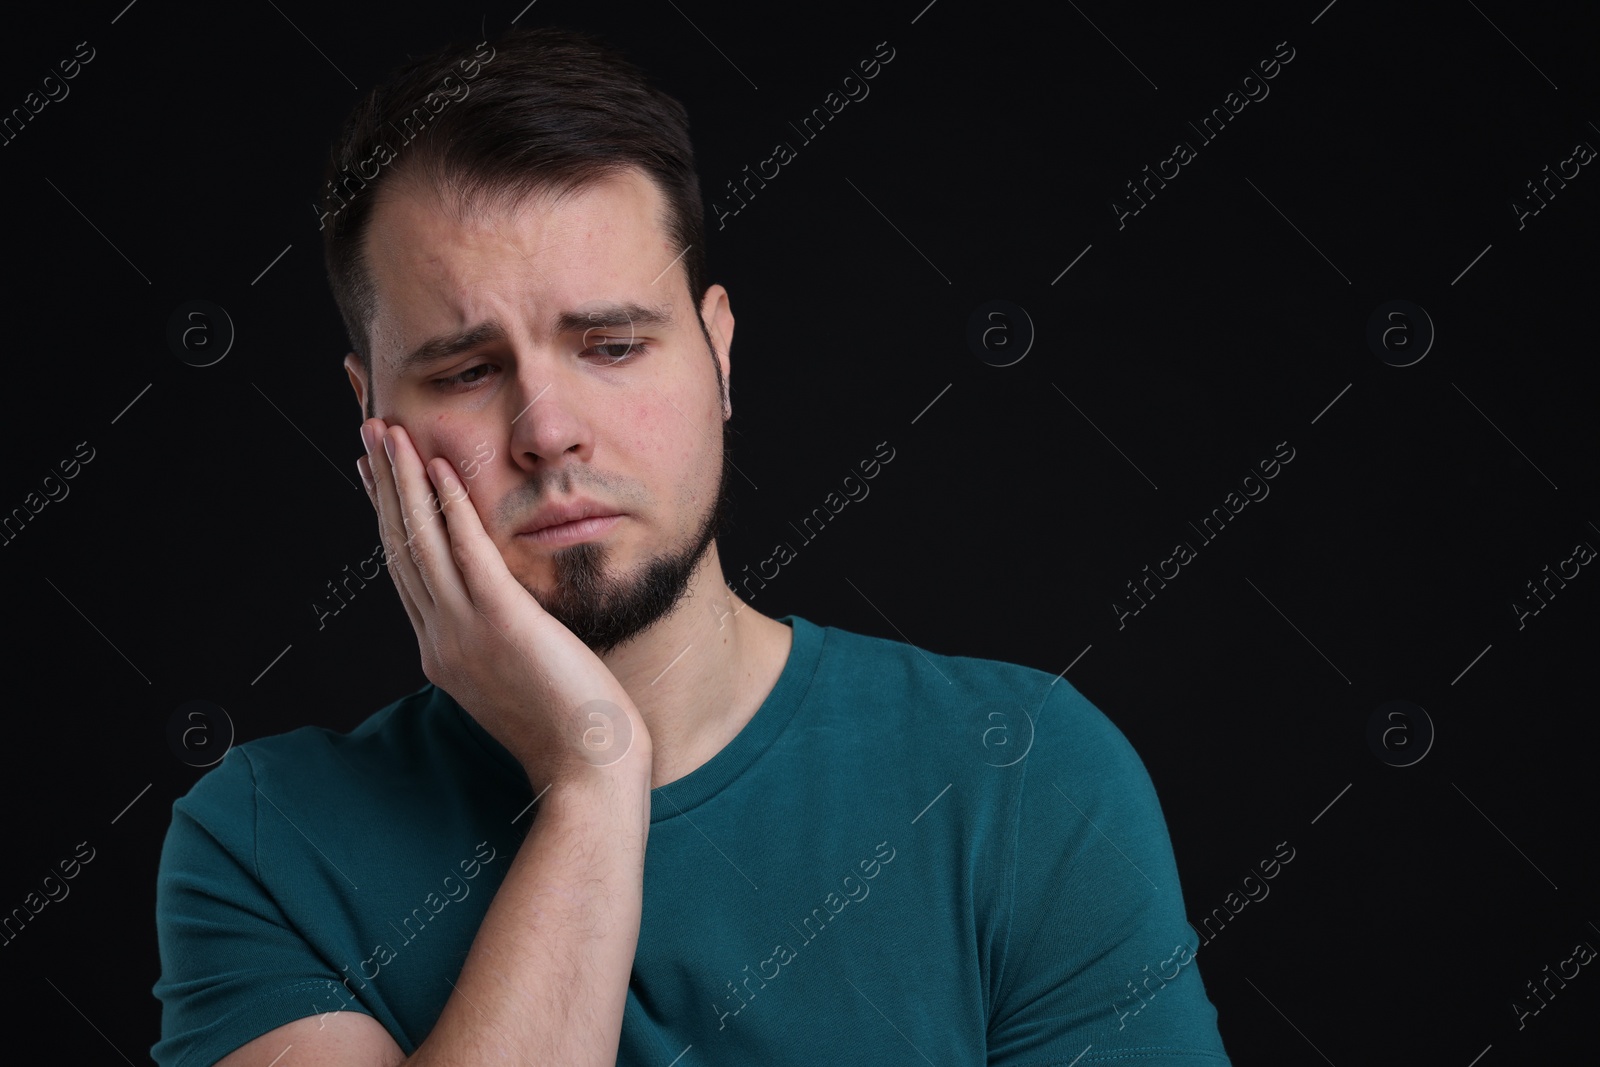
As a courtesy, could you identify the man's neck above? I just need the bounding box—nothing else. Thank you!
[599,543,792,789]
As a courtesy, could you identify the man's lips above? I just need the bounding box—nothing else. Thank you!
[514,501,624,545]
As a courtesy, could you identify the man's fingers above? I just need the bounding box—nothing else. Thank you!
[385,424,472,610]
[424,457,508,604]
[359,453,426,636]
[363,418,435,615]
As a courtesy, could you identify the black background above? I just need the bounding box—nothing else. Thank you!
[2,1,1596,1063]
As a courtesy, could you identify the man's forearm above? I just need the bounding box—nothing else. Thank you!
[405,759,652,1067]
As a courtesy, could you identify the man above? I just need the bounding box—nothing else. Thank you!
[153,25,1232,1067]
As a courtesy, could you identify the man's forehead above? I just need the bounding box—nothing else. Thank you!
[369,169,669,284]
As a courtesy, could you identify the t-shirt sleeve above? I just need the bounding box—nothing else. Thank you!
[986,680,1231,1066]
[151,745,372,1067]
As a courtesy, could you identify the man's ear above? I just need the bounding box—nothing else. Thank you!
[343,352,369,416]
[699,284,734,420]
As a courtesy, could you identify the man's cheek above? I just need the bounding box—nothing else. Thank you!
[426,419,495,489]
[458,440,497,480]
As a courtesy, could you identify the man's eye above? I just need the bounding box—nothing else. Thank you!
[435,364,497,389]
[586,340,646,364]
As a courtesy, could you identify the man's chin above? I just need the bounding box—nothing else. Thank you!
[515,540,703,656]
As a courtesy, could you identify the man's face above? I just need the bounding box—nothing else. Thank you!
[346,167,734,653]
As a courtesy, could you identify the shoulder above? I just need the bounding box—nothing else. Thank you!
[800,616,1130,763]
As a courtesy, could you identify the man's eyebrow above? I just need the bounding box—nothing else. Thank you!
[396,303,676,374]
[553,302,675,336]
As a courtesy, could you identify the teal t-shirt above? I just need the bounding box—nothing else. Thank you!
[153,616,1231,1065]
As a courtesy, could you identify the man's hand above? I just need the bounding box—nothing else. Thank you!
[357,418,651,786]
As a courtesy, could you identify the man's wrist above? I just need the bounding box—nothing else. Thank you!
[526,743,655,807]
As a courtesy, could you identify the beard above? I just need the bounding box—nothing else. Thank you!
[524,420,732,655]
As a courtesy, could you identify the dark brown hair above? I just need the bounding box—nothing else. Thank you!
[317,26,709,395]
